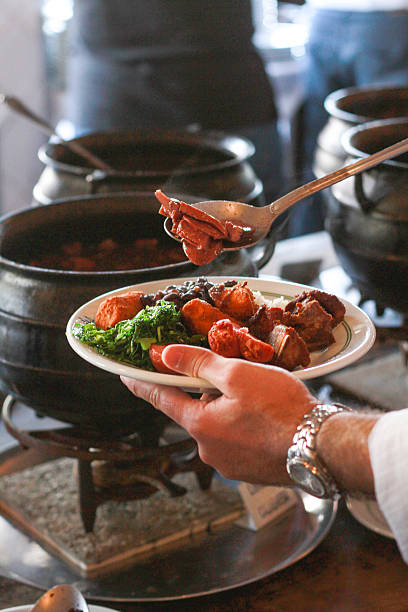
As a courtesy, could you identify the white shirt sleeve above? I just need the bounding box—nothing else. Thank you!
[368,409,408,563]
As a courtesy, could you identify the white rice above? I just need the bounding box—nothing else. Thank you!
[252,290,289,310]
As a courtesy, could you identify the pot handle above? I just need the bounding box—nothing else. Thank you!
[85,169,141,193]
[246,232,276,270]
[353,173,377,213]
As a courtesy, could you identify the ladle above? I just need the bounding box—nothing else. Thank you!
[0,94,111,171]
[31,584,89,612]
[164,135,408,250]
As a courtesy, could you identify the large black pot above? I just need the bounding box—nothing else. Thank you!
[33,129,263,206]
[326,118,408,314]
[0,192,273,434]
[314,85,408,178]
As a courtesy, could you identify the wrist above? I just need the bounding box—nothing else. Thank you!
[286,402,352,499]
[316,410,379,496]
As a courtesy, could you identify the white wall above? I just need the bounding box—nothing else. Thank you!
[0,0,48,215]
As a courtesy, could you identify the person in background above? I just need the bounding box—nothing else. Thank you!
[287,0,408,236]
[121,344,408,565]
[64,0,284,204]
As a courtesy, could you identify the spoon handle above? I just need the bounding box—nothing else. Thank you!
[0,94,112,171]
[269,136,408,217]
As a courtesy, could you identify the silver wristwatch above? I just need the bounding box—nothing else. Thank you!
[286,403,351,499]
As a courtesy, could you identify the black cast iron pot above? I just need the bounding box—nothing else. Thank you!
[314,84,408,179]
[326,118,408,315]
[0,192,275,435]
[33,128,263,206]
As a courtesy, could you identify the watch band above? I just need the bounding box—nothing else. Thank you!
[286,402,352,499]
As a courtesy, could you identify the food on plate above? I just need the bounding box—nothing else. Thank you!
[267,324,310,371]
[155,189,255,265]
[209,281,257,320]
[72,300,207,371]
[247,304,283,340]
[181,298,242,335]
[29,236,186,271]
[207,319,241,358]
[207,320,275,362]
[283,289,346,351]
[95,291,145,330]
[72,277,346,374]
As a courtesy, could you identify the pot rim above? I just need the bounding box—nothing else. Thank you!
[0,191,266,277]
[0,192,202,277]
[324,85,408,124]
[37,128,256,177]
[341,118,408,170]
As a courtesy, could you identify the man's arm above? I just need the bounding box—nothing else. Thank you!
[316,412,380,496]
[121,344,379,494]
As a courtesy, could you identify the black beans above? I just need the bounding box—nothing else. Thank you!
[145,277,238,310]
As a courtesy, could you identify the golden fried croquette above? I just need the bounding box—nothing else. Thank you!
[181,298,242,335]
[208,319,241,357]
[236,327,275,363]
[209,281,256,321]
[95,291,144,330]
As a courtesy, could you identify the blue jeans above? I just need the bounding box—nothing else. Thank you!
[288,9,408,237]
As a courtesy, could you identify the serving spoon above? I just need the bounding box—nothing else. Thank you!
[31,584,89,612]
[0,94,112,171]
[164,135,408,250]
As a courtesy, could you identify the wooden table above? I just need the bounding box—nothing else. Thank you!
[1,501,408,611]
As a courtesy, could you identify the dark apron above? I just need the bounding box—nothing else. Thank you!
[65,0,282,200]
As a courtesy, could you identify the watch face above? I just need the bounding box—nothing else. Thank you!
[288,461,326,498]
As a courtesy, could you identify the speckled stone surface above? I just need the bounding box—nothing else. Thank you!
[0,458,242,577]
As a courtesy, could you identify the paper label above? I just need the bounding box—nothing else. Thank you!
[237,483,298,530]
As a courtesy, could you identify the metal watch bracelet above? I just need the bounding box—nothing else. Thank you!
[286,402,352,500]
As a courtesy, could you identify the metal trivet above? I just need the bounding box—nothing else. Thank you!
[0,395,214,532]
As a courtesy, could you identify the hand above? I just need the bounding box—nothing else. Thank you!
[121,345,318,485]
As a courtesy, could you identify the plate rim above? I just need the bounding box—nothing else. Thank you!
[346,495,394,539]
[66,275,376,388]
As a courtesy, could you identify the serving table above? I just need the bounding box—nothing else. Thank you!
[1,231,408,610]
[2,501,408,610]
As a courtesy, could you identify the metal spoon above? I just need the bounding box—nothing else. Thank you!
[164,135,408,250]
[0,94,112,171]
[31,584,89,612]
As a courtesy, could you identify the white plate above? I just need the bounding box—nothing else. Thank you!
[66,276,376,391]
[1,606,119,612]
[346,496,394,539]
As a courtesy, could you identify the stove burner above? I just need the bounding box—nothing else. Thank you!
[1,396,214,532]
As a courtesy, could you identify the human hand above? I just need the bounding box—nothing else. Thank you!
[121,345,318,485]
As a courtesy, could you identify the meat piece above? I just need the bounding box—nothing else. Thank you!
[224,220,255,243]
[155,189,255,265]
[182,238,223,266]
[247,304,283,341]
[156,190,227,236]
[178,215,226,242]
[95,291,145,329]
[208,319,274,362]
[236,327,275,363]
[285,289,345,328]
[283,299,335,351]
[181,298,242,335]
[209,281,256,321]
[267,324,310,371]
[176,217,214,250]
[208,319,241,357]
